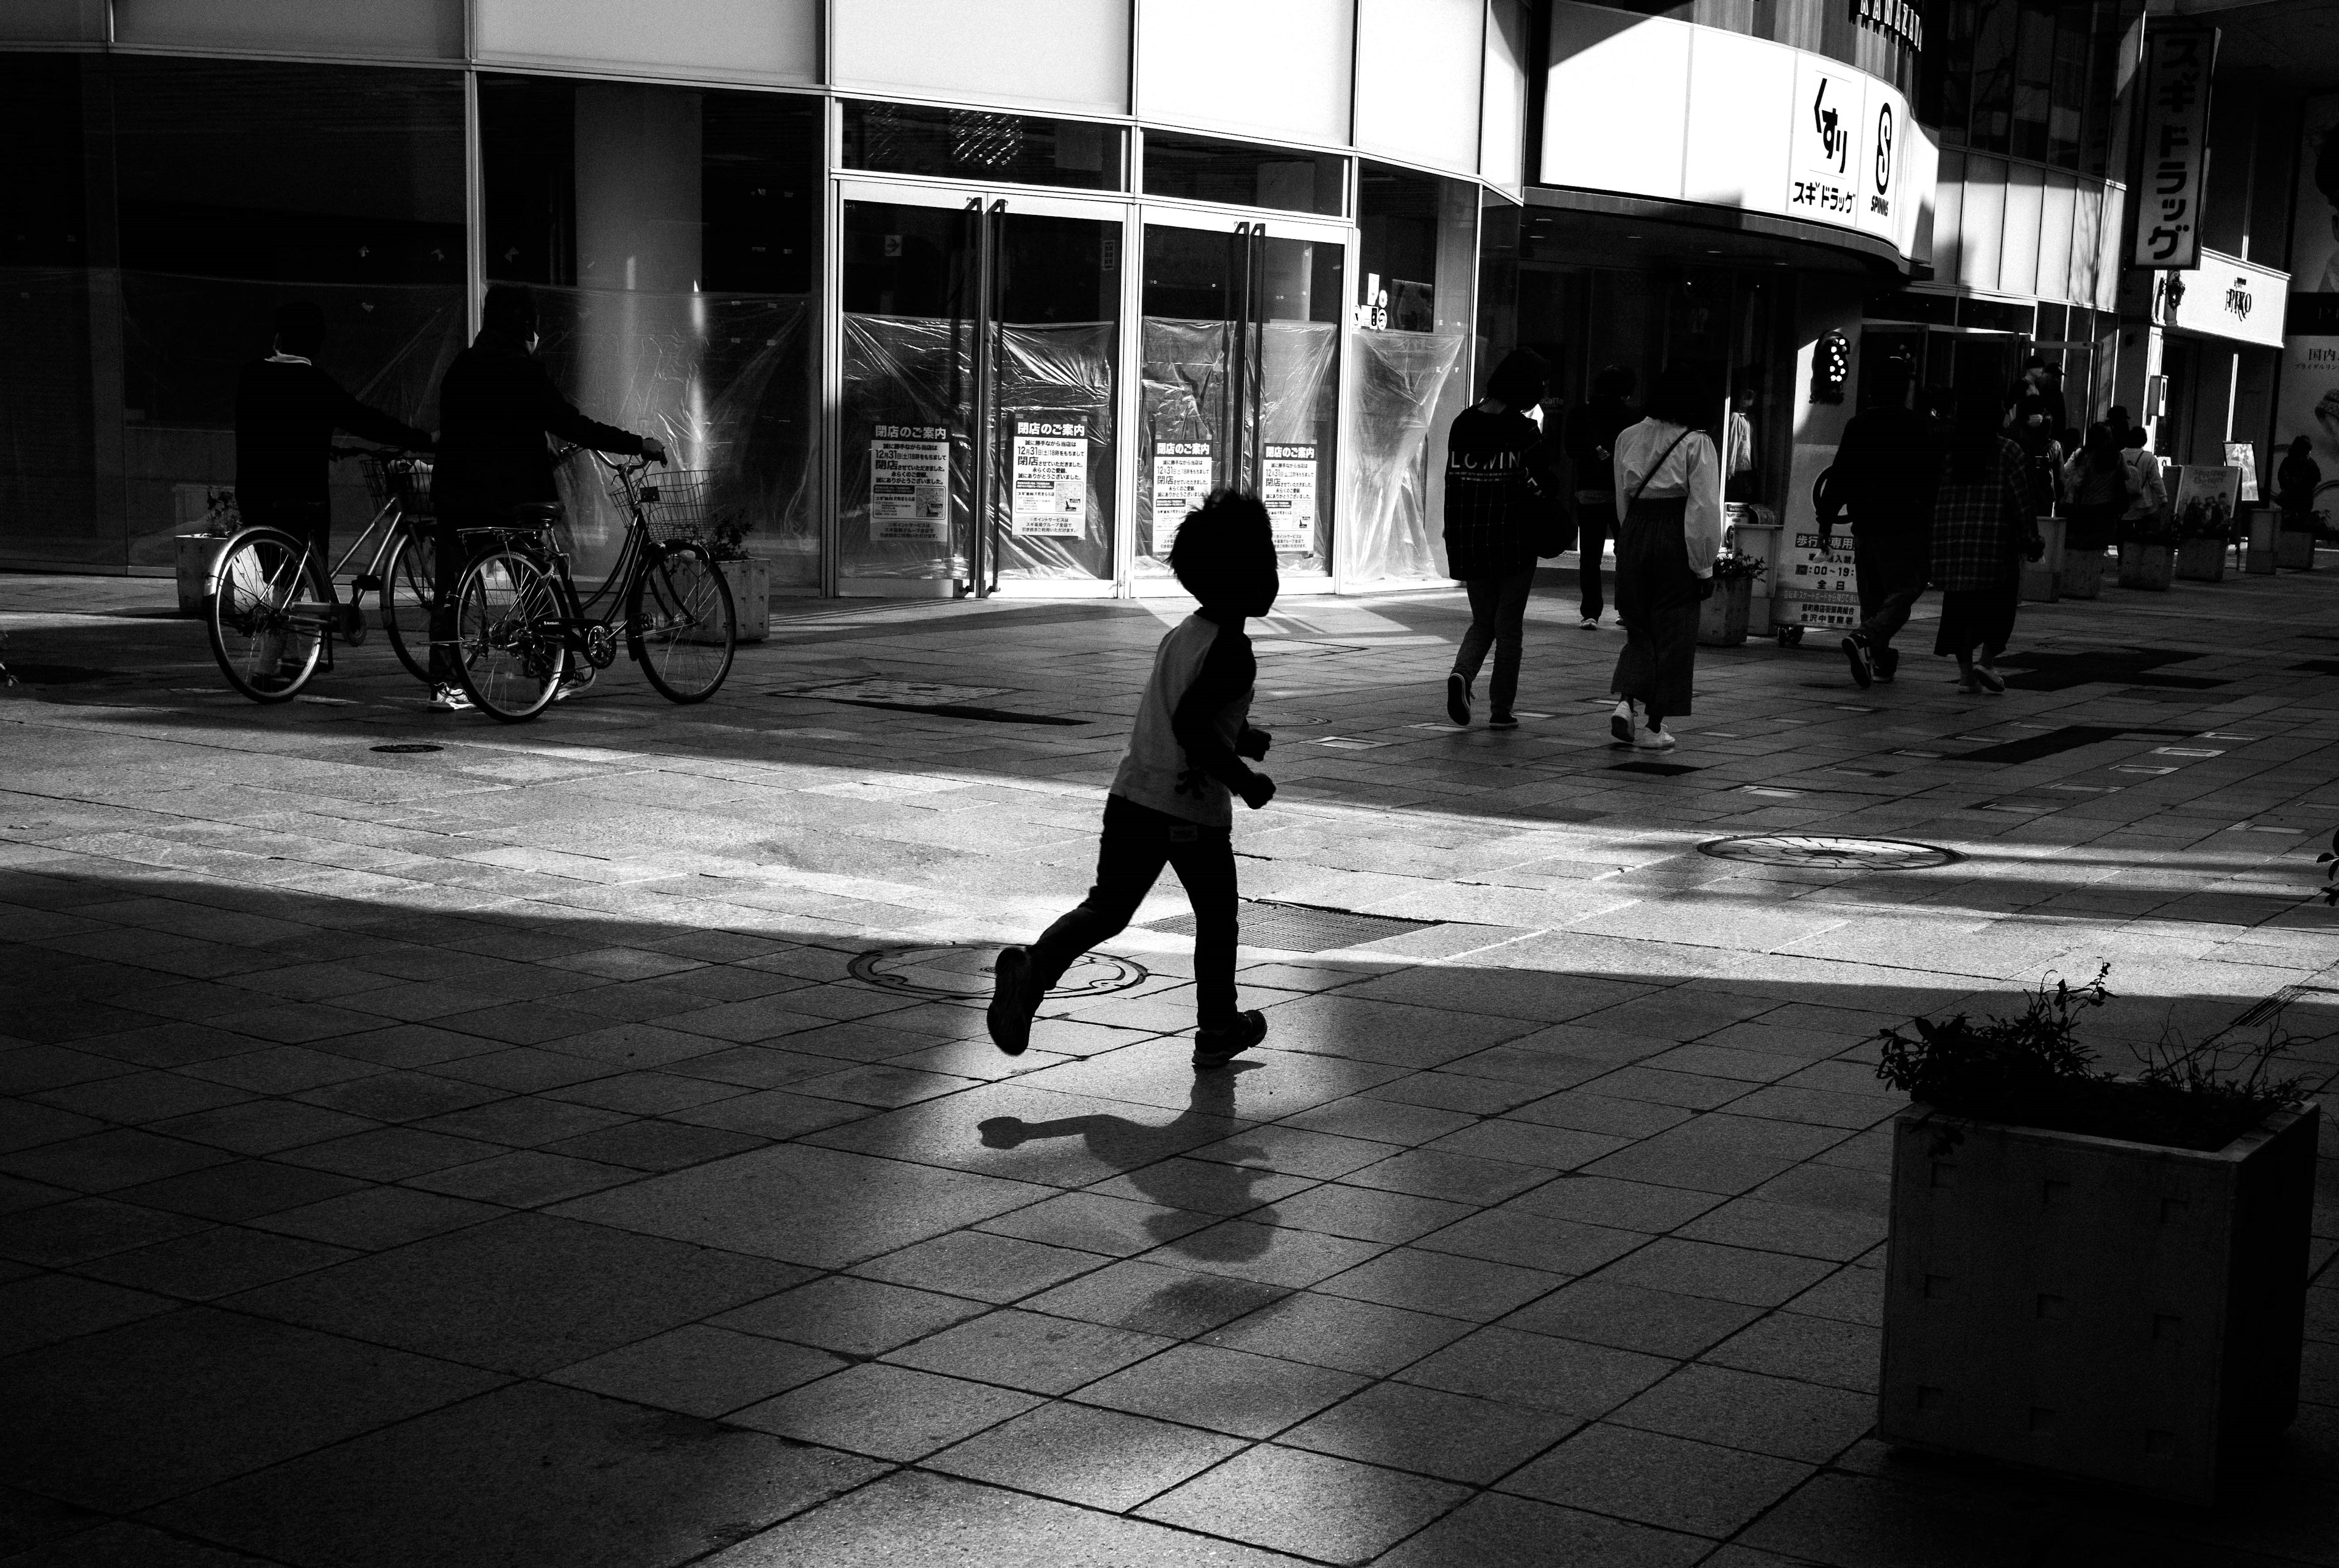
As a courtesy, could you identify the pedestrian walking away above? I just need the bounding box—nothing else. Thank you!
[428,283,666,712]
[1931,388,2039,694]
[234,300,435,636]
[989,491,1279,1070]
[1819,356,1939,689]
[1443,348,1568,730]
[2061,422,2137,558]
[2118,425,2167,540]
[1564,365,1639,627]
[1607,362,1724,752]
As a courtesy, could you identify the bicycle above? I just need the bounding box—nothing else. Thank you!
[206,446,437,702]
[448,449,737,722]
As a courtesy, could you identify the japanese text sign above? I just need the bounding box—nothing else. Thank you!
[2132,24,2218,270]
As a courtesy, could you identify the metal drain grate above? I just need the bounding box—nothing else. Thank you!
[850,944,1147,1001]
[1700,835,1962,870]
[1151,899,1439,954]
[371,744,443,754]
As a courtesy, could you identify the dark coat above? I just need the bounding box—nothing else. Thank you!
[430,328,645,515]
[1823,406,1941,538]
[1930,437,2033,592]
[1442,406,1566,578]
[234,358,432,510]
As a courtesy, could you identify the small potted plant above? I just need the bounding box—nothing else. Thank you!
[1696,550,1765,647]
[703,510,769,644]
[2173,496,2230,582]
[2117,507,2175,591]
[1875,966,2320,1505]
[175,487,241,616]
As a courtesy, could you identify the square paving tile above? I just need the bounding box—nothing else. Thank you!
[1500,1422,1813,1538]
[1023,1256,1289,1338]
[249,1186,504,1251]
[0,1197,211,1268]
[1282,1380,1581,1485]
[975,1189,1216,1257]
[712,1274,989,1358]
[728,1362,1041,1461]
[1607,1363,1876,1463]
[1136,1443,1470,1565]
[1592,1236,1836,1307]
[0,1306,500,1511]
[927,1401,1249,1513]
[1074,1343,1367,1438]
[0,1271,175,1358]
[1705,1310,1883,1393]
[226,1211,806,1374]
[74,1225,355,1301]
[882,1307,1174,1396]
[1502,1279,1765,1359]
[547,1323,848,1417]
[1373,1491,1712,1567]
[852,1228,1110,1303]
[153,1379,884,1568]
[1201,1289,1475,1376]
[1413,1208,1648,1274]
[1314,1246,1564,1321]
[1397,1324,1676,1416]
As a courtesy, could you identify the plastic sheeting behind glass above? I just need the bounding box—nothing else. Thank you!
[839,312,973,581]
[1135,319,1232,575]
[1346,330,1466,582]
[1257,320,1339,576]
[528,284,815,587]
[993,323,1116,581]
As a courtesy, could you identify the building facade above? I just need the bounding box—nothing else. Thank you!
[2,0,2329,594]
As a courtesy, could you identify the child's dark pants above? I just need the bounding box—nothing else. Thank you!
[1027,795,1238,1030]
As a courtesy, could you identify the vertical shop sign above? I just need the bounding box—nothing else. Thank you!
[1010,418,1088,538]
[1150,440,1214,555]
[1261,444,1318,554]
[869,424,951,543]
[1788,58,1864,230]
[1855,84,1908,244]
[2277,94,2339,516]
[2132,25,2218,270]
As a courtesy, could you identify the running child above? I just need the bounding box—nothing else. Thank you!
[987,491,1279,1069]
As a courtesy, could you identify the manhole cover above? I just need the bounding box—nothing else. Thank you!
[1151,899,1439,954]
[849,944,1146,1001]
[372,744,443,754]
[1699,835,1961,870]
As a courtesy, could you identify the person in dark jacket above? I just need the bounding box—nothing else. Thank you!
[2277,435,2323,521]
[1443,348,1567,730]
[234,300,434,619]
[425,283,666,709]
[1563,365,1637,628]
[1819,357,1939,689]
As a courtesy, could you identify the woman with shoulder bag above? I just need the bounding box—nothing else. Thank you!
[1442,350,1568,730]
[1932,388,2039,694]
[1606,362,1724,753]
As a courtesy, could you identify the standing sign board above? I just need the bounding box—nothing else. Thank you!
[1262,443,1317,554]
[2133,25,2218,270]
[1150,440,1213,555]
[1777,527,1861,630]
[2224,443,2260,503]
[1010,419,1088,538]
[869,424,951,543]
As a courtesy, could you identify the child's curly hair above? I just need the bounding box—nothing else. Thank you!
[1169,490,1277,605]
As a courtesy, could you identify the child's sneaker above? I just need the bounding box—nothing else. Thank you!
[987,946,1040,1056]
[1193,1010,1267,1069]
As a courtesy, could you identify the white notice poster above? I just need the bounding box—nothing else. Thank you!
[1011,419,1088,538]
[869,425,950,543]
[1150,441,1213,555]
[1261,443,1317,555]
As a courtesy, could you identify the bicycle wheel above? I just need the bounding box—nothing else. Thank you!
[454,549,566,723]
[379,526,436,684]
[627,542,735,703]
[208,527,327,703]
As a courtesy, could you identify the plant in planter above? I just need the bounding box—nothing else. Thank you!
[2173,496,2231,582]
[1696,550,1765,647]
[1875,966,2321,1503]
[700,508,769,645]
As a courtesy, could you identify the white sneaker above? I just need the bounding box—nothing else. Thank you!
[1609,699,1636,744]
[428,684,473,713]
[1580,615,1600,630]
[549,666,594,704]
[1634,722,1678,751]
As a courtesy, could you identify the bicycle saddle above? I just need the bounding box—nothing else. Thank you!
[508,502,563,529]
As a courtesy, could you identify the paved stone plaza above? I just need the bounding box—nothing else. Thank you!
[3,560,2337,1567]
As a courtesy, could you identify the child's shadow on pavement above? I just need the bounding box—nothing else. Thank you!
[976,1064,1280,1262]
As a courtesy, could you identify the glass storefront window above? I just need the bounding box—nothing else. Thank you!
[1141,132,1346,217]
[841,102,1124,192]
[481,76,820,589]
[1350,163,1476,582]
[1921,0,2141,177]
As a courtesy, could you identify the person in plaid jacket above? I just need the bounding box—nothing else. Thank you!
[1929,388,2038,694]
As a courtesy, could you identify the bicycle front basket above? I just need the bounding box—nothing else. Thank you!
[361,455,435,515]
[608,467,713,544]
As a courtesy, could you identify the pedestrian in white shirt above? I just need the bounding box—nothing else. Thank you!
[1607,363,1725,752]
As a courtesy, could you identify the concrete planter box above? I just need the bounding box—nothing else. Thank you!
[2061,548,2105,599]
[2118,543,2173,590]
[2245,511,2279,575]
[1880,1099,2320,1505]
[2019,515,2066,602]
[2277,527,2316,571]
[2175,538,2227,582]
[175,534,231,615]
[1695,575,1754,647]
[711,556,769,644]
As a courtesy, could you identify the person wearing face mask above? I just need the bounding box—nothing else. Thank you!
[425,283,667,711]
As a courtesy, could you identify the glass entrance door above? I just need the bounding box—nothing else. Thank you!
[836,180,1124,594]
[1136,208,1347,586]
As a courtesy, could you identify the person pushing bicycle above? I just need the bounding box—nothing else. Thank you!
[235,300,434,641]
[426,283,666,711]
